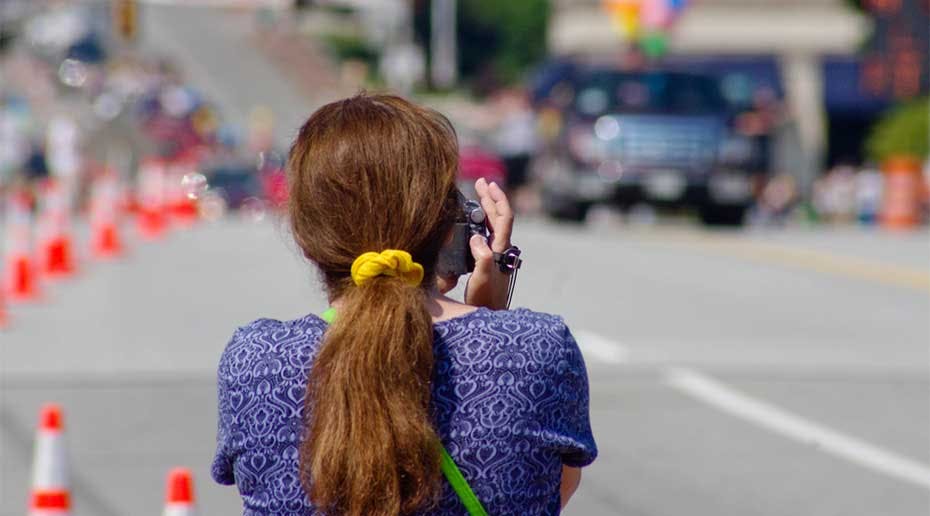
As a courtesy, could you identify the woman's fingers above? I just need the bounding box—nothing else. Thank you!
[464,233,509,310]
[487,181,513,218]
[476,177,499,220]
[474,178,513,252]
[487,180,513,244]
[469,233,493,263]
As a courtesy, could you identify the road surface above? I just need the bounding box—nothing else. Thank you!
[2,5,929,515]
[1,215,928,515]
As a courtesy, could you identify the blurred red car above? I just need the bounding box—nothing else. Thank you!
[458,144,506,199]
[260,169,288,209]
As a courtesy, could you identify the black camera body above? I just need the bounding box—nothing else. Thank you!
[436,198,487,277]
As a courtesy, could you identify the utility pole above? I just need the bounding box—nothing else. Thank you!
[430,0,457,89]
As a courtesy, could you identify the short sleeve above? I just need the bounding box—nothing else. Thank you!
[540,324,598,467]
[211,329,240,485]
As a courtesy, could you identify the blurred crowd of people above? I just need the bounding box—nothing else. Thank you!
[3,3,926,230]
[0,4,285,220]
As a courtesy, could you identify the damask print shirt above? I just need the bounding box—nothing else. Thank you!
[212,307,597,515]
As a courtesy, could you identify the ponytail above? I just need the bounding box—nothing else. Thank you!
[300,276,441,515]
[288,93,461,514]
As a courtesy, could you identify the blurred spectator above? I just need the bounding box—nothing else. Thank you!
[23,142,49,181]
[0,96,33,186]
[854,165,883,224]
[0,2,271,219]
[490,88,537,211]
[734,86,785,175]
[752,173,798,226]
[813,164,858,224]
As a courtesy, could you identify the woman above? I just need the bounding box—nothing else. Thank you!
[212,94,596,515]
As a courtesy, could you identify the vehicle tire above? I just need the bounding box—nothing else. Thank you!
[699,204,747,226]
[543,192,591,222]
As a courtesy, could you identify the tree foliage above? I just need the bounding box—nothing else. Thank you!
[865,97,929,163]
[457,0,550,89]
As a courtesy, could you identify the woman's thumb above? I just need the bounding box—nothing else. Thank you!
[469,233,493,262]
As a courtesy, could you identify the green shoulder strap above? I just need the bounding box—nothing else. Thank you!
[320,307,337,323]
[318,308,488,516]
[440,446,489,516]
[320,307,488,516]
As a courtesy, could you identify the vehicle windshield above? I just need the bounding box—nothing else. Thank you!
[573,71,726,116]
[208,167,258,186]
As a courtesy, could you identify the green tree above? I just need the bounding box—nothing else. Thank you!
[865,97,929,163]
[457,0,550,91]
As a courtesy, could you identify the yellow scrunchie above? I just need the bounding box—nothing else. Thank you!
[350,250,424,287]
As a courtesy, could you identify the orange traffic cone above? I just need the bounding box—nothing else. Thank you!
[89,174,124,259]
[4,192,40,302]
[880,156,923,230]
[36,180,76,278]
[29,404,71,516]
[163,467,197,516]
[137,158,169,240]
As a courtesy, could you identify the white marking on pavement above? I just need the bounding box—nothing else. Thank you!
[574,331,629,364]
[665,367,930,490]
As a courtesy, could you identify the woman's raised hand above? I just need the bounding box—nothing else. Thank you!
[464,178,515,310]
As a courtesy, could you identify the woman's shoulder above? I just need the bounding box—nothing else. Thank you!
[496,306,568,328]
[439,306,569,336]
[218,314,328,379]
[436,307,578,365]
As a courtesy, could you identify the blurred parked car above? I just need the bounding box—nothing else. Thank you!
[256,149,288,209]
[458,144,506,199]
[537,68,758,225]
[204,163,263,211]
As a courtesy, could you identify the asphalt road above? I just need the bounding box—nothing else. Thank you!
[3,5,929,515]
[1,215,928,515]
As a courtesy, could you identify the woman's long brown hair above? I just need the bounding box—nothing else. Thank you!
[288,94,460,515]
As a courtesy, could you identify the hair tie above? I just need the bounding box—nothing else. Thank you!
[350,250,424,287]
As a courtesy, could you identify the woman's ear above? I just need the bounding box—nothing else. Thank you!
[436,275,459,294]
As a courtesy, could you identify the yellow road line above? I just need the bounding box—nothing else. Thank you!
[638,230,930,293]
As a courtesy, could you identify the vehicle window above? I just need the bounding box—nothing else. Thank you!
[573,72,725,115]
[209,168,256,188]
[576,87,609,116]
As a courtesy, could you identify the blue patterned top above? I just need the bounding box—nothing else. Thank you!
[212,307,597,515]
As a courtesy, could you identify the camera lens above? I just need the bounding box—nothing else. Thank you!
[468,207,485,225]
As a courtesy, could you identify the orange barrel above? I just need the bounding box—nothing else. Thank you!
[880,156,923,229]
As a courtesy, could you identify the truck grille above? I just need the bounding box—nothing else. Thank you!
[606,116,722,170]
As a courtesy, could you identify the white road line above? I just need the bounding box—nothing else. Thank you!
[573,331,629,364]
[665,367,930,490]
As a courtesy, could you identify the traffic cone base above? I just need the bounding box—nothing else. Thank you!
[170,201,199,227]
[41,237,76,277]
[163,503,195,516]
[163,467,196,516]
[137,209,167,240]
[30,404,70,516]
[7,255,40,302]
[92,225,123,259]
[30,490,70,513]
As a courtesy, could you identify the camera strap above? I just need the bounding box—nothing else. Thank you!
[492,246,522,309]
[506,266,519,308]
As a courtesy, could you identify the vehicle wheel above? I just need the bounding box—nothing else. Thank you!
[544,196,591,222]
[699,204,747,226]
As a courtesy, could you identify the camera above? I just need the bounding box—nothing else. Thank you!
[436,196,487,277]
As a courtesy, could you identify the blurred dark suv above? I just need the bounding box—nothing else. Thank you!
[538,69,757,225]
